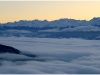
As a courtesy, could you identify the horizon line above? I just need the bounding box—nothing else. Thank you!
[0,17,100,24]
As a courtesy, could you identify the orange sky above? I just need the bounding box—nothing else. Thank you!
[0,1,100,23]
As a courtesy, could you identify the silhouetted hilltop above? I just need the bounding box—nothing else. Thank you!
[0,44,37,58]
[0,44,20,54]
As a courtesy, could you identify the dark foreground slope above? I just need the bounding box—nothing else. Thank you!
[0,44,37,61]
[0,44,20,54]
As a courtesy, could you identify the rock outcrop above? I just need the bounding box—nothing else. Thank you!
[0,44,37,61]
[0,44,20,54]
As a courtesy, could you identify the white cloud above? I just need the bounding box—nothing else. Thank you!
[0,37,100,73]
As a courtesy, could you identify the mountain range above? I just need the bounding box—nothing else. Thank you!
[0,17,100,40]
[0,17,100,27]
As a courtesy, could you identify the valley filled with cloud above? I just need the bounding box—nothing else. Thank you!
[0,37,100,74]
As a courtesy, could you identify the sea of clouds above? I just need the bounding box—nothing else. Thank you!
[0,37,100,74]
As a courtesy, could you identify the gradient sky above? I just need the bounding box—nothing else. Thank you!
[0,1,100,23]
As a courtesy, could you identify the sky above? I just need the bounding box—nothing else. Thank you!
[0,1,100,23]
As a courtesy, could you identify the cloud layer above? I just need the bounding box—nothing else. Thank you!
[0,37,100,74]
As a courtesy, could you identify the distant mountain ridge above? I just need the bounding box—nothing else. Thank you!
[0,17,100,27]
[0,17,100,40]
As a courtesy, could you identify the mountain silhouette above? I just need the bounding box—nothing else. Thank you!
[0,44,20,54]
